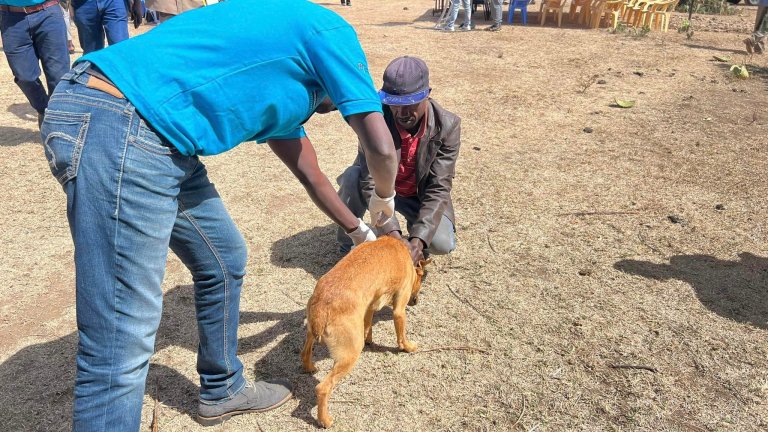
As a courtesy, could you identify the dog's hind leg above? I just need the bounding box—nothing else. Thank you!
[315,322,364,428]
[301,328,317,373]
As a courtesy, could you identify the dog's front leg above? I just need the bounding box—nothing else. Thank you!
[392,297,417,352]
[364,307,375,345]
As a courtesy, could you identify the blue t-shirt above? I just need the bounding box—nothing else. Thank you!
[76,0,382,156]
[0,0,47,6]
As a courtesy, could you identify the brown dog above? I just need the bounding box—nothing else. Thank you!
[301,236,430,428]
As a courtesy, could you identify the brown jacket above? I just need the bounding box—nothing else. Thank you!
[355,99,461,247]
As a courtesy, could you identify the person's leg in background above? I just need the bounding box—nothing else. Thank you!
[459,0,473,30]
[442,0,462,31]
[0,7,68,125]
[100,0,129,46]
[756,5,767,33]
[36,6,71,97]
[744,4,768,54]
[72,0,104,53]
[72,0,128,54]
[487,0,503,31]
[336,165,367,254]
[60,2,76,53]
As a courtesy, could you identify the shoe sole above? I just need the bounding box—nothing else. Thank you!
[196,392,293,426]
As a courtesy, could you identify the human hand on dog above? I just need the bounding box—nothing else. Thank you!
[368,191,395,227]
[345,218,377,246]
[407,237,425,264]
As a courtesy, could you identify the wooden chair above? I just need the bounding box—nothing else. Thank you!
[540,0,568,27]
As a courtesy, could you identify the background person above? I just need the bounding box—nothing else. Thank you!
[744,1,768,54]
[439,0,473,31]
[71,0,140,53]
[0,0,69,126]
[40,0,397,430]
[337,56,461,264]
[488,0,502,31]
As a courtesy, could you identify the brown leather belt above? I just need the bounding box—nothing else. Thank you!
[83,68,124,99]
[85,75,124,99]
[0,0,59,14]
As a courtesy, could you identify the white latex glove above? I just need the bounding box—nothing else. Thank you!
[368,191,395,227]
[346,218,377,246]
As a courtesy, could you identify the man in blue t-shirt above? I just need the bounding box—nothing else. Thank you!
[40,1,398,430]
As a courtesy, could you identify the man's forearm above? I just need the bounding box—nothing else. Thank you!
[302,174,360,232]
[347,112,397,198]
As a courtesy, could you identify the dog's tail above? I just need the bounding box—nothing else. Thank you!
[306,303,330,344]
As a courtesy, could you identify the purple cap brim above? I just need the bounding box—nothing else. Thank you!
[378,89,430,106]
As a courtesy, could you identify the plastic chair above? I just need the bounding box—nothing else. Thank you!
[540,0,568,27]
[568,0,591,23]
[621,0,641,21]
[627,0,656,27]
[649,0,677,31]
[507,0,529,24]
[596,0,625,29]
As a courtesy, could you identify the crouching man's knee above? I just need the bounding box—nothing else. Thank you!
[426,217,456,256]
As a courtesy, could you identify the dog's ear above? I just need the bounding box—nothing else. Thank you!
[417,258,433,269]
[416,258,433,275]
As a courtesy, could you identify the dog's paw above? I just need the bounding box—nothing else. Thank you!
[400,341,418,353]
[302,363,318,374]
[318,414,334,428]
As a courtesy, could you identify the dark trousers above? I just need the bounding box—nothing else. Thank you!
[0,6,70,114]
[72,0,128,54]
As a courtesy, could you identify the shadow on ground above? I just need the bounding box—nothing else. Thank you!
[684,43,749,55]
[270,223,341,280]
[8,102,37,120]
[614,252,768,329]
[0,225,346,430]
[0,126,39,146]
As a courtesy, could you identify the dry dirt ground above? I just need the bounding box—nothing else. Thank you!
[1,1,768,431]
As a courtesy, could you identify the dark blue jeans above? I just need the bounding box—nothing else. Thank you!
[0,5,70,114]
[72,0,129,53]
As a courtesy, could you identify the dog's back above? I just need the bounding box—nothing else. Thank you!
[305,236,415,343]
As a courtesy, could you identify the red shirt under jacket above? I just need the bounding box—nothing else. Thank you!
[394,112,428,198]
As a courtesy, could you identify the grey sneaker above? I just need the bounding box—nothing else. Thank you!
[459,23,475,31]
[442,25,455,32]
[197,379,293,426]
[487,23,502,32]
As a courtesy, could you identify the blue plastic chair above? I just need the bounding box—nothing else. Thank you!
[507,0,529,24]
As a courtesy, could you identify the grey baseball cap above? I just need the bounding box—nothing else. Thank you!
[378,56,430,106]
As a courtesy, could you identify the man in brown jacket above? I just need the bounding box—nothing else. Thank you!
[337,56,461,263]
